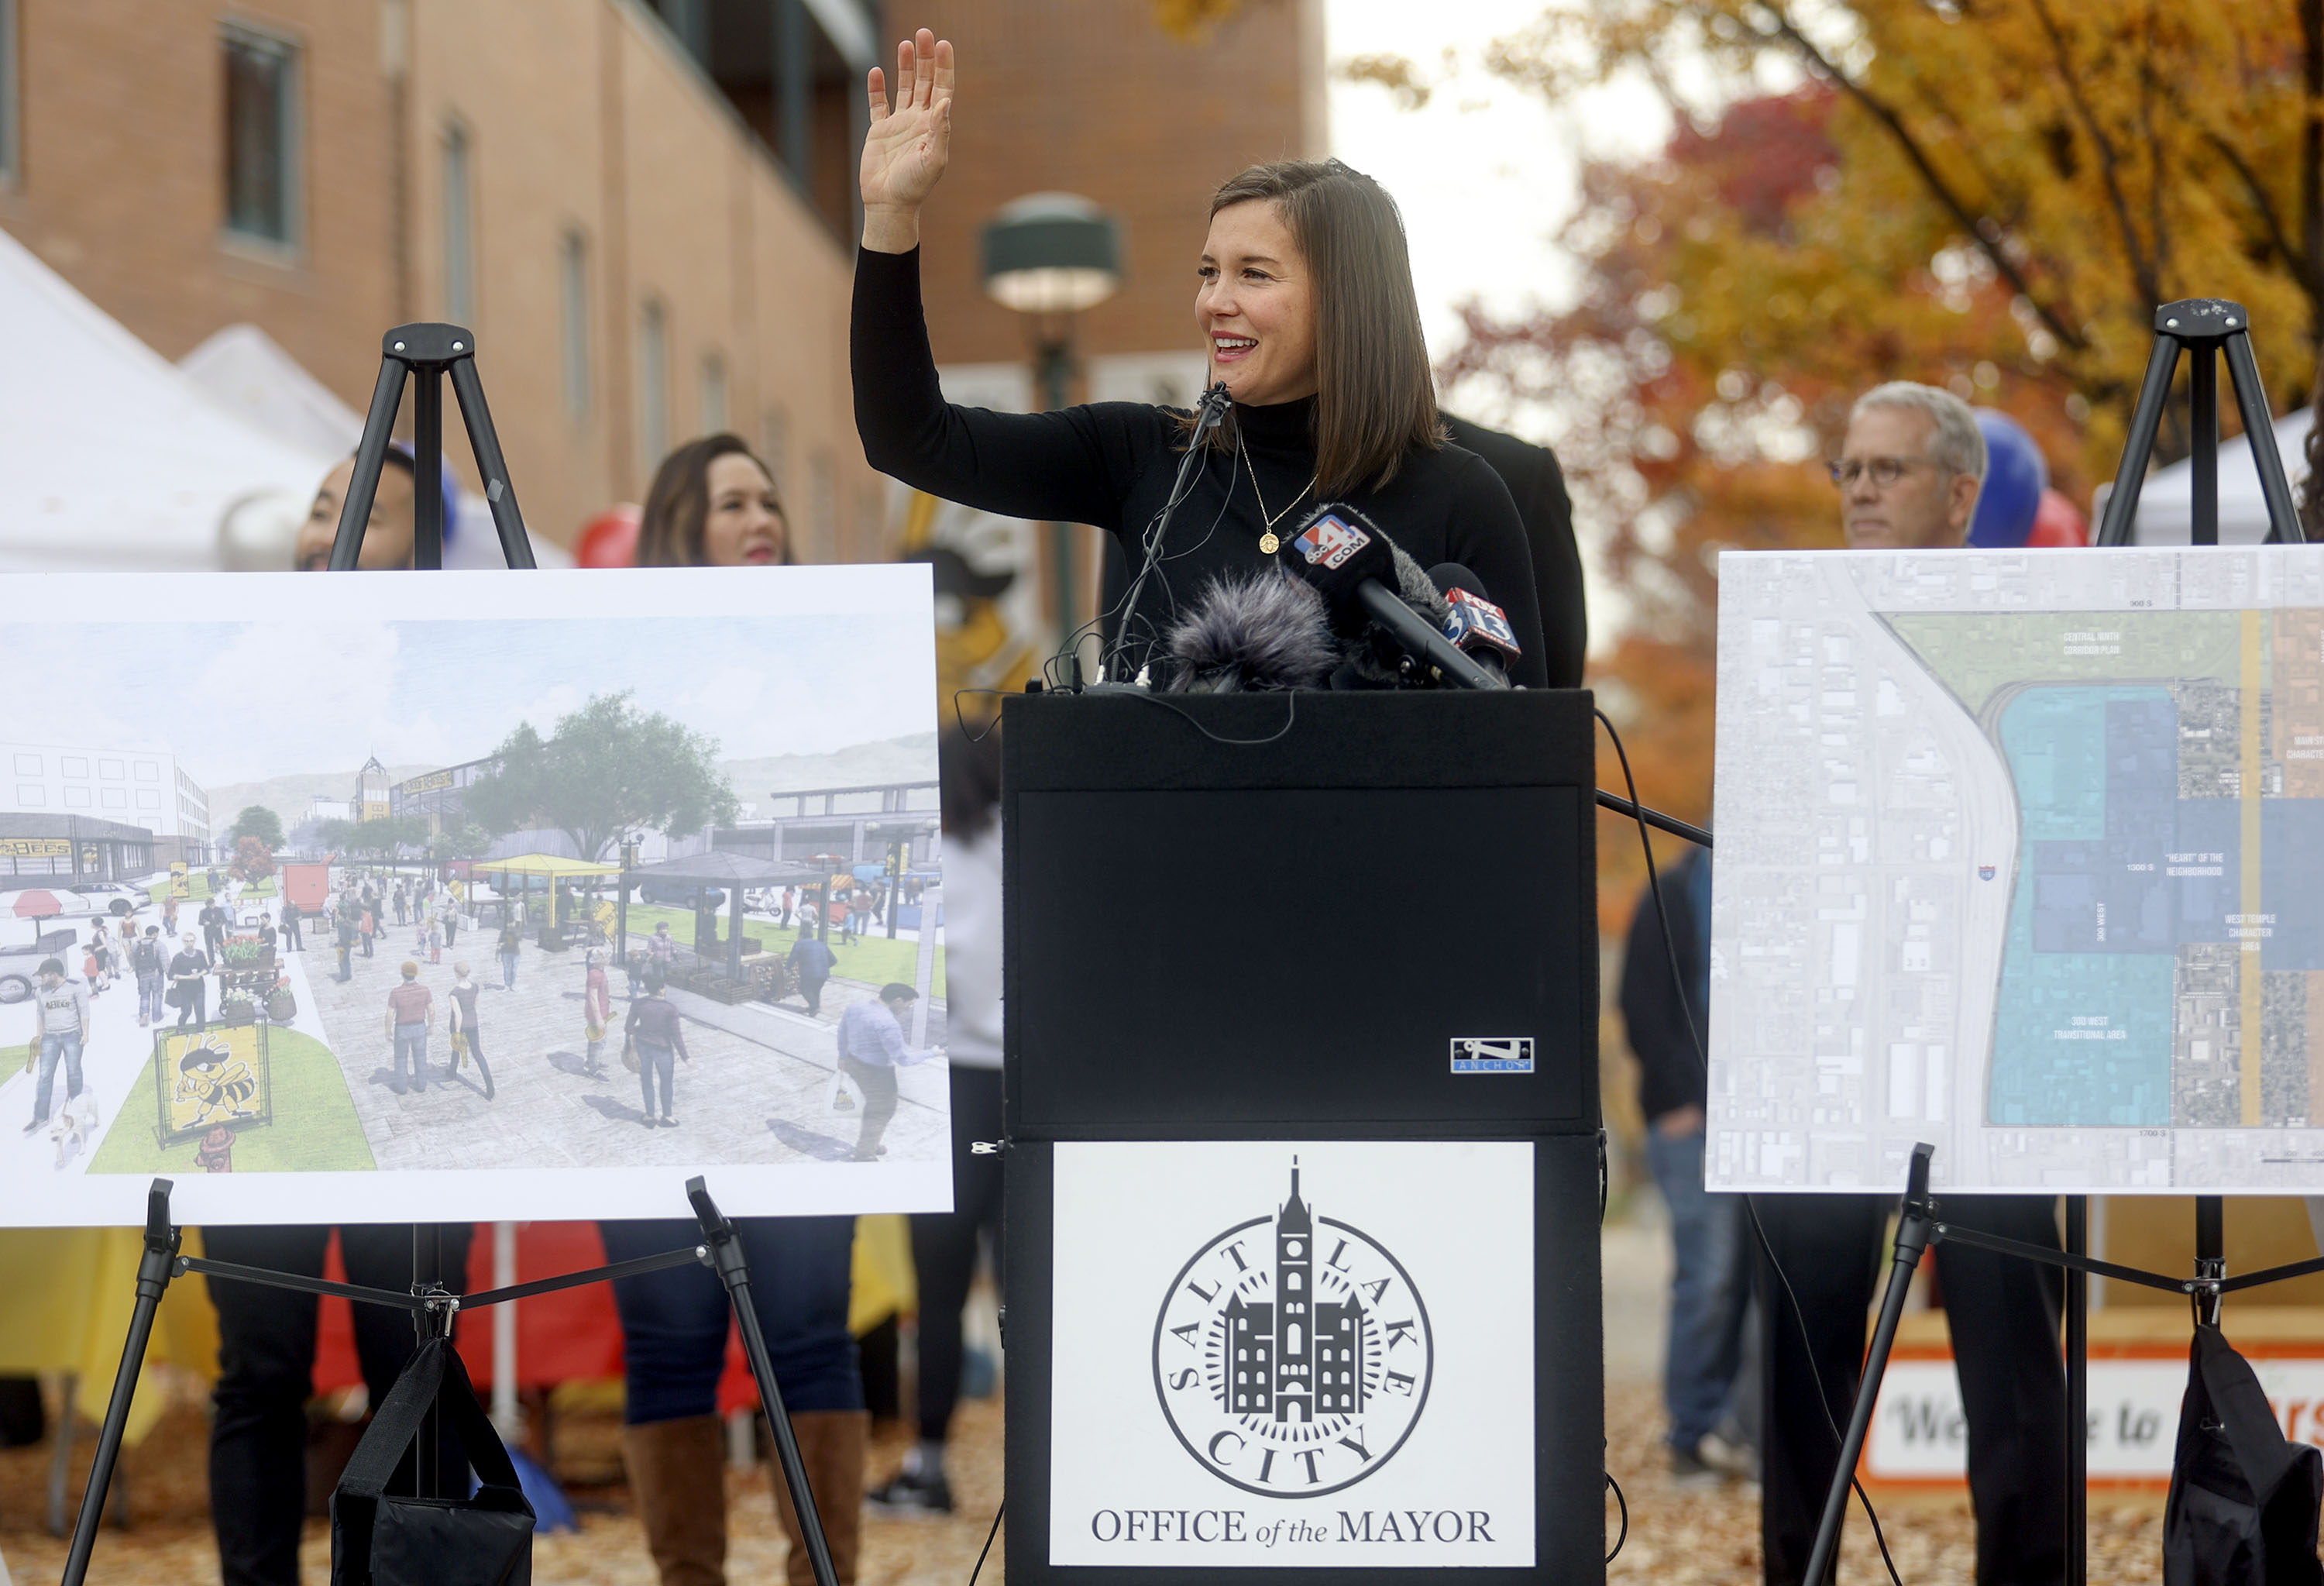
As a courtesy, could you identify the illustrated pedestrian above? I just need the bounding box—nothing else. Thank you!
[836,983,942,1162]
[131,924,168,1028]
[648,922,676,977]
[830,891,853,944]
[359,900,377,959]
[779,886,796,928]
[22,958,90,1137]
[446,963,493,1100]
[201,900,226,964]
[624,972,690,1127]
[335,905,358,984]
[583,948,612,1077]
[281,899,303,952]
[392,884,408,927]
[160,893,178,940]
[497,918,522,991]
[427,910,443,965]
[169,932,211,1030]
[443,887,461,947]
[84,919,112,996]
[385,961,433,1095]
[256,913,277,957]
[788,931,837,1017]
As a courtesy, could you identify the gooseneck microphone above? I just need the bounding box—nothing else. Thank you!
[1284,505,1509,690]
[1106,381,1237,682]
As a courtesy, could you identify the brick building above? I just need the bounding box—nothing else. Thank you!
[0,0,883,557]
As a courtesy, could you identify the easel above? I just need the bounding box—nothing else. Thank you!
[1805,298,2312,1585]
[59,323,841,1586]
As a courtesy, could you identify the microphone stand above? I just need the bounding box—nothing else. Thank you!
[1102,381,1233,683]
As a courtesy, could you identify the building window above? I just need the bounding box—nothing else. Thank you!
[15,786,41,806]
[60,757,87,777]
[0,0,18,184]
[222,24,301,247]
[12,754,37,776]
[638,298,669,473]
[559,229,590,422]
[442,122,476,326]
[700,354,727,435]
[100,759,123,779]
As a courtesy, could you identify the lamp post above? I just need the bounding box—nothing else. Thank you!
[981,192,1122,662]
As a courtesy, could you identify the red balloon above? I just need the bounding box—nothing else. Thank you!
[2024,487,2089,549]
[576,503,641,567]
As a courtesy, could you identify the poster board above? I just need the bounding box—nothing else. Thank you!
[1712,544,2324,1193]
[0,567,948,1224]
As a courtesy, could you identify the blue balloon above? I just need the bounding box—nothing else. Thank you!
[1968,410,2047,548]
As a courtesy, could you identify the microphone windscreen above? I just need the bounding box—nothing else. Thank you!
[1164,570,1336,693]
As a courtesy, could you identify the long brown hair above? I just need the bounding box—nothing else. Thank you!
[1198,160,1440,494]
[635,433,792,567]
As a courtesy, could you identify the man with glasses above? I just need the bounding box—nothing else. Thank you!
[1753,381,2068,1586]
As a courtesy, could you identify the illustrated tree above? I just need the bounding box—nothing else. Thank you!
[461,693,739,864]
[231,834,277,886]
[313,818,355,856]
[229,804,286,850]
[428,822,496,862]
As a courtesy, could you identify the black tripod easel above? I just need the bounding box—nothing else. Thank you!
[60,322,841,1586]
[1804,298,2311,1586]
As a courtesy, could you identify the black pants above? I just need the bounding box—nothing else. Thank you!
[838,1053,898,1158]
[909,1065,1004,1441]
[1754,1192,2066,1586]
[284,919,301,950]
[204,1223,476,1586]
[177,983,206,1029]
[799,975,827,1015]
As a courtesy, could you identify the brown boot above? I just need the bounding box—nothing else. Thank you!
[772,1409,868,1586]
[622,1415,729,1586]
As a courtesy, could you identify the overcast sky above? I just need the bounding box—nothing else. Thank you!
[1325,0,1675,437]
[0,612,934,787]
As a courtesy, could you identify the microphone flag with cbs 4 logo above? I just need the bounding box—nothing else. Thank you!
[1164,502,1521,693]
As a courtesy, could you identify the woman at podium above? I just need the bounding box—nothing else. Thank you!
[851,29,1552,688]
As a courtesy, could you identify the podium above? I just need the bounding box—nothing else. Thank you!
[1000,689,1605,1584]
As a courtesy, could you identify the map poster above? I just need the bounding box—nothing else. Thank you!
[1711,545,2324,1195]
[0,566,949,1226]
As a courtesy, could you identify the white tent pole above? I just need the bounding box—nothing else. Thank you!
[491,1220,521,1441]
[911,885,939,1048]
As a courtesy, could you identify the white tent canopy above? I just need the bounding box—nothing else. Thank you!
[2126,406,2314,545]
[0,227,334,571]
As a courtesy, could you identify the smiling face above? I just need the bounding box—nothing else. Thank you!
[699,451,789,566]
[295,458,417,571]
[1196,199,1318,407]
[1838,404,1981,551]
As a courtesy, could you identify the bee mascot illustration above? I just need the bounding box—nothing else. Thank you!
[174,1037,260,1127]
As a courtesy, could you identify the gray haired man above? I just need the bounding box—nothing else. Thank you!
[1752,379,2068,1586]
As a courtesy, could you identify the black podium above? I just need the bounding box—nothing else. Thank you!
[1000,688,1606,1584]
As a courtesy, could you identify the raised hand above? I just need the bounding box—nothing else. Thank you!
[861,28,954,253]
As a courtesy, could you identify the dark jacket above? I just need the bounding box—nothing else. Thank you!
[788,937,836,979]
[1618,848,1712,1123]
[1440,414,1587,689]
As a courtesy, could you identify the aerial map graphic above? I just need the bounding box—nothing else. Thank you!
[1710,546,2324,1193]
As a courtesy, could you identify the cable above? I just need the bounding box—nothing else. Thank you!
[1604,1471,1628,1563]
[1595,708,1904,1586]
[968,1502,1005,1586]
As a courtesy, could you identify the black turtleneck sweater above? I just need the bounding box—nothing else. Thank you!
[851,246,1550,689]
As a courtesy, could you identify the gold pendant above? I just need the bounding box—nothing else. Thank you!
[1260,532,1280,556]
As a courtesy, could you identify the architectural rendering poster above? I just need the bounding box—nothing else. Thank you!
[0,567,948,1226]
[1713,545,2324,1194]
[1047,1140,1535,1569]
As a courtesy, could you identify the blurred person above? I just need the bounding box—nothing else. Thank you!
[871,727,1002,1517]
[583,948,612,1077]
[446,962,493,1100]
[84,919,113,996]
[601,433,867,1586]
[788,930,837,1018]
[292,446,420,571]
[22,958,89,1137]
[852,31,1552,686]
[334,904,357,984]
[280,899,301,953]
[1620,846,1753,1487]
[1754,380,2065,1586]
[1440,415,1587,688]
[497,917,522,990]
[626,972,690,1127]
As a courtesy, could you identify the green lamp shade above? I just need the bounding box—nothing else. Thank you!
[982,193,1122,315]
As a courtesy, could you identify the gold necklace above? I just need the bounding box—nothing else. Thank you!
[1242,440,1317,556]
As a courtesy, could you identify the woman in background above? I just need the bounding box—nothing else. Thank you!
[599,435,868,1586]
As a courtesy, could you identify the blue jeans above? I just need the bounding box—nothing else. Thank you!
[1645,1123,1748,1450]
[636,1041,674,1118]
[393,1023,428,1089]
[598,1216,863,1423]
[137,972,167,1024]
[33,1030,84,1124]
[499,951,517,990]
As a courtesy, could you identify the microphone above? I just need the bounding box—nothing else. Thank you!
[1284,505,1508,690]
[1162,570,1336,693]
[1428,562,1523,685]
[1106,381,1237,683]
